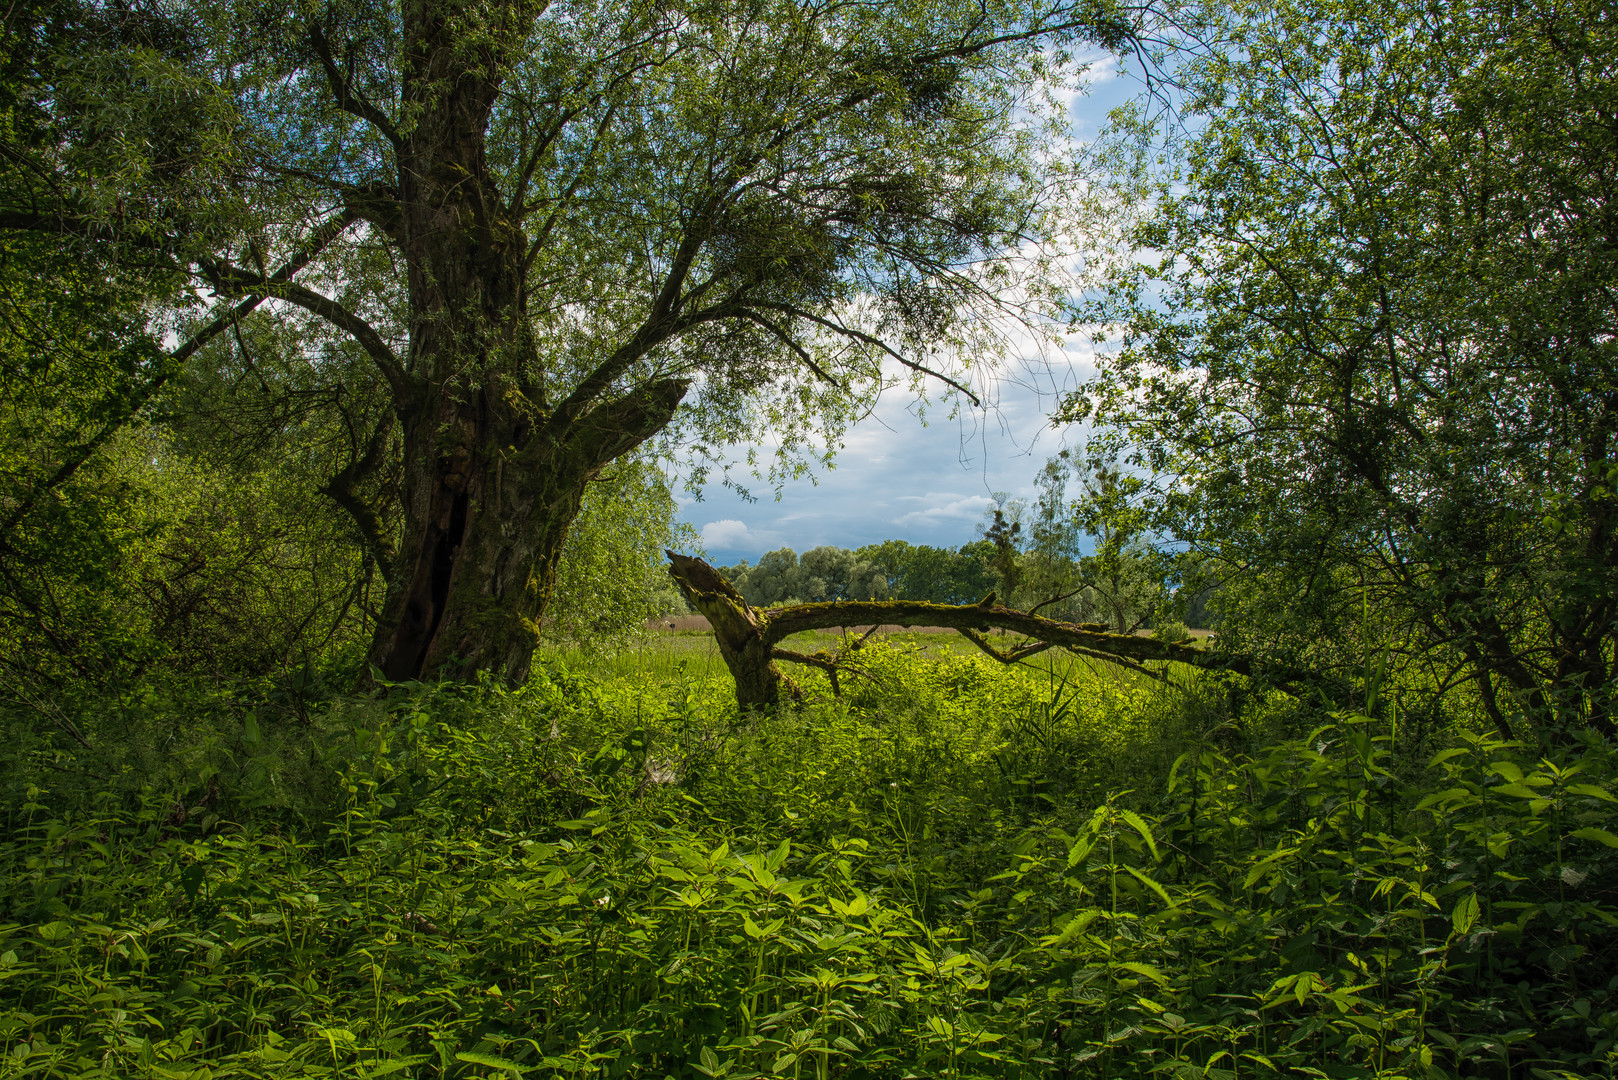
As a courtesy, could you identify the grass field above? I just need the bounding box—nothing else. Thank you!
[537,626,1177,689]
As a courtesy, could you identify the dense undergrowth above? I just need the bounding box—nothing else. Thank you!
[1,644,1615,1079]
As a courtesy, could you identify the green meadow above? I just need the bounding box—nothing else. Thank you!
[2,634,1613,1079]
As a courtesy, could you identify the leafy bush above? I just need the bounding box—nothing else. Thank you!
[1152,620,1191,645]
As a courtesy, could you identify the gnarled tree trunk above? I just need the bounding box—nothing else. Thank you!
[371,380,687,684]
[362,23,690,684]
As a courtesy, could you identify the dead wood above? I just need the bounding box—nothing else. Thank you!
[665,551,1268,708]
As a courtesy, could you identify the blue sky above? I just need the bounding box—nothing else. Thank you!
[678,356,1099,563]
[676,58,1142,565]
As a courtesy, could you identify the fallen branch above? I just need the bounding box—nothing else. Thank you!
[665,551,1266,708]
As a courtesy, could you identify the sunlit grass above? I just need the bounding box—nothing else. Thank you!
[538,626,1157,691]
[536,630,730,682]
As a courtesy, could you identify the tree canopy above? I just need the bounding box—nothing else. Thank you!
[5,0,1612,744]
[1,0,1144,685]
[1065,0,1618,737]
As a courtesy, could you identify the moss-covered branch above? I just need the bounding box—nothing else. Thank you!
[666,552,1263,708]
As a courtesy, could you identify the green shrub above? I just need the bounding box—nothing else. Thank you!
[1152,620,1192,645]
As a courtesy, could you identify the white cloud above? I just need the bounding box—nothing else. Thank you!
[699,519,754,549]
[893,494,995,529]
[699,519,792,554]
[681,364,1092,558]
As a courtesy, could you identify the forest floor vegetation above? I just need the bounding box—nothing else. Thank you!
[1,640,1614,1078]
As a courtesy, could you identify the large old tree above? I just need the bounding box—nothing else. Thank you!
[2,0,1137,683]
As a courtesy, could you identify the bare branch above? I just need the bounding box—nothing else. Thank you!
[547,294,740,432]
[1029,587,1085,618]
[752,300,981,406]
[201,260,409,398]
[958,628,1056,664]
[0,208,364,541]
[521,101,619,274]
[308,24,402,148]
[772,645,885,697]
[0,675,94,749]
[1063,644,1171,683]
[320,411,398,576]
[738,308,843,387]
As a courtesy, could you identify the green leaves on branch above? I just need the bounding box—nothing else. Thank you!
[1066,0,1618,738]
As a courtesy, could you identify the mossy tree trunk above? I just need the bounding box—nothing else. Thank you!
[665,552,791,706]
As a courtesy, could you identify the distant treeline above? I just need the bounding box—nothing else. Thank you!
[711,456,1222,635]
[716,540,995,608]
[715,534,1218,632]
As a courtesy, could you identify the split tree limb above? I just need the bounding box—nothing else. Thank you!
[665,552,1266,709]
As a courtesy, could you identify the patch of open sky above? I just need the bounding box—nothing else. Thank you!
[675,52,1147,563]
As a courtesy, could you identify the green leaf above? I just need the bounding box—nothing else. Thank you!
[178,863,206,905]
[1242,847,1298,890]
[1261,974,1298,1008]
[1569,827,1618,849]
[1117,809,1161,861]
[1452,892,1479,936]
[456,1051,531,1075]
[1043,908,1106,948]
[1414,788,1474,811]
[829,892,868,918]
[1121,864,1175,908]
[1117,961,1168,985]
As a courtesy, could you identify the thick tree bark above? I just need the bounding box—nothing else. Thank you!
[371,381,687,684]
[364,3,690,684]
[290,0,1169,689]
[664,553,792,705]
[666,552,1270,709]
